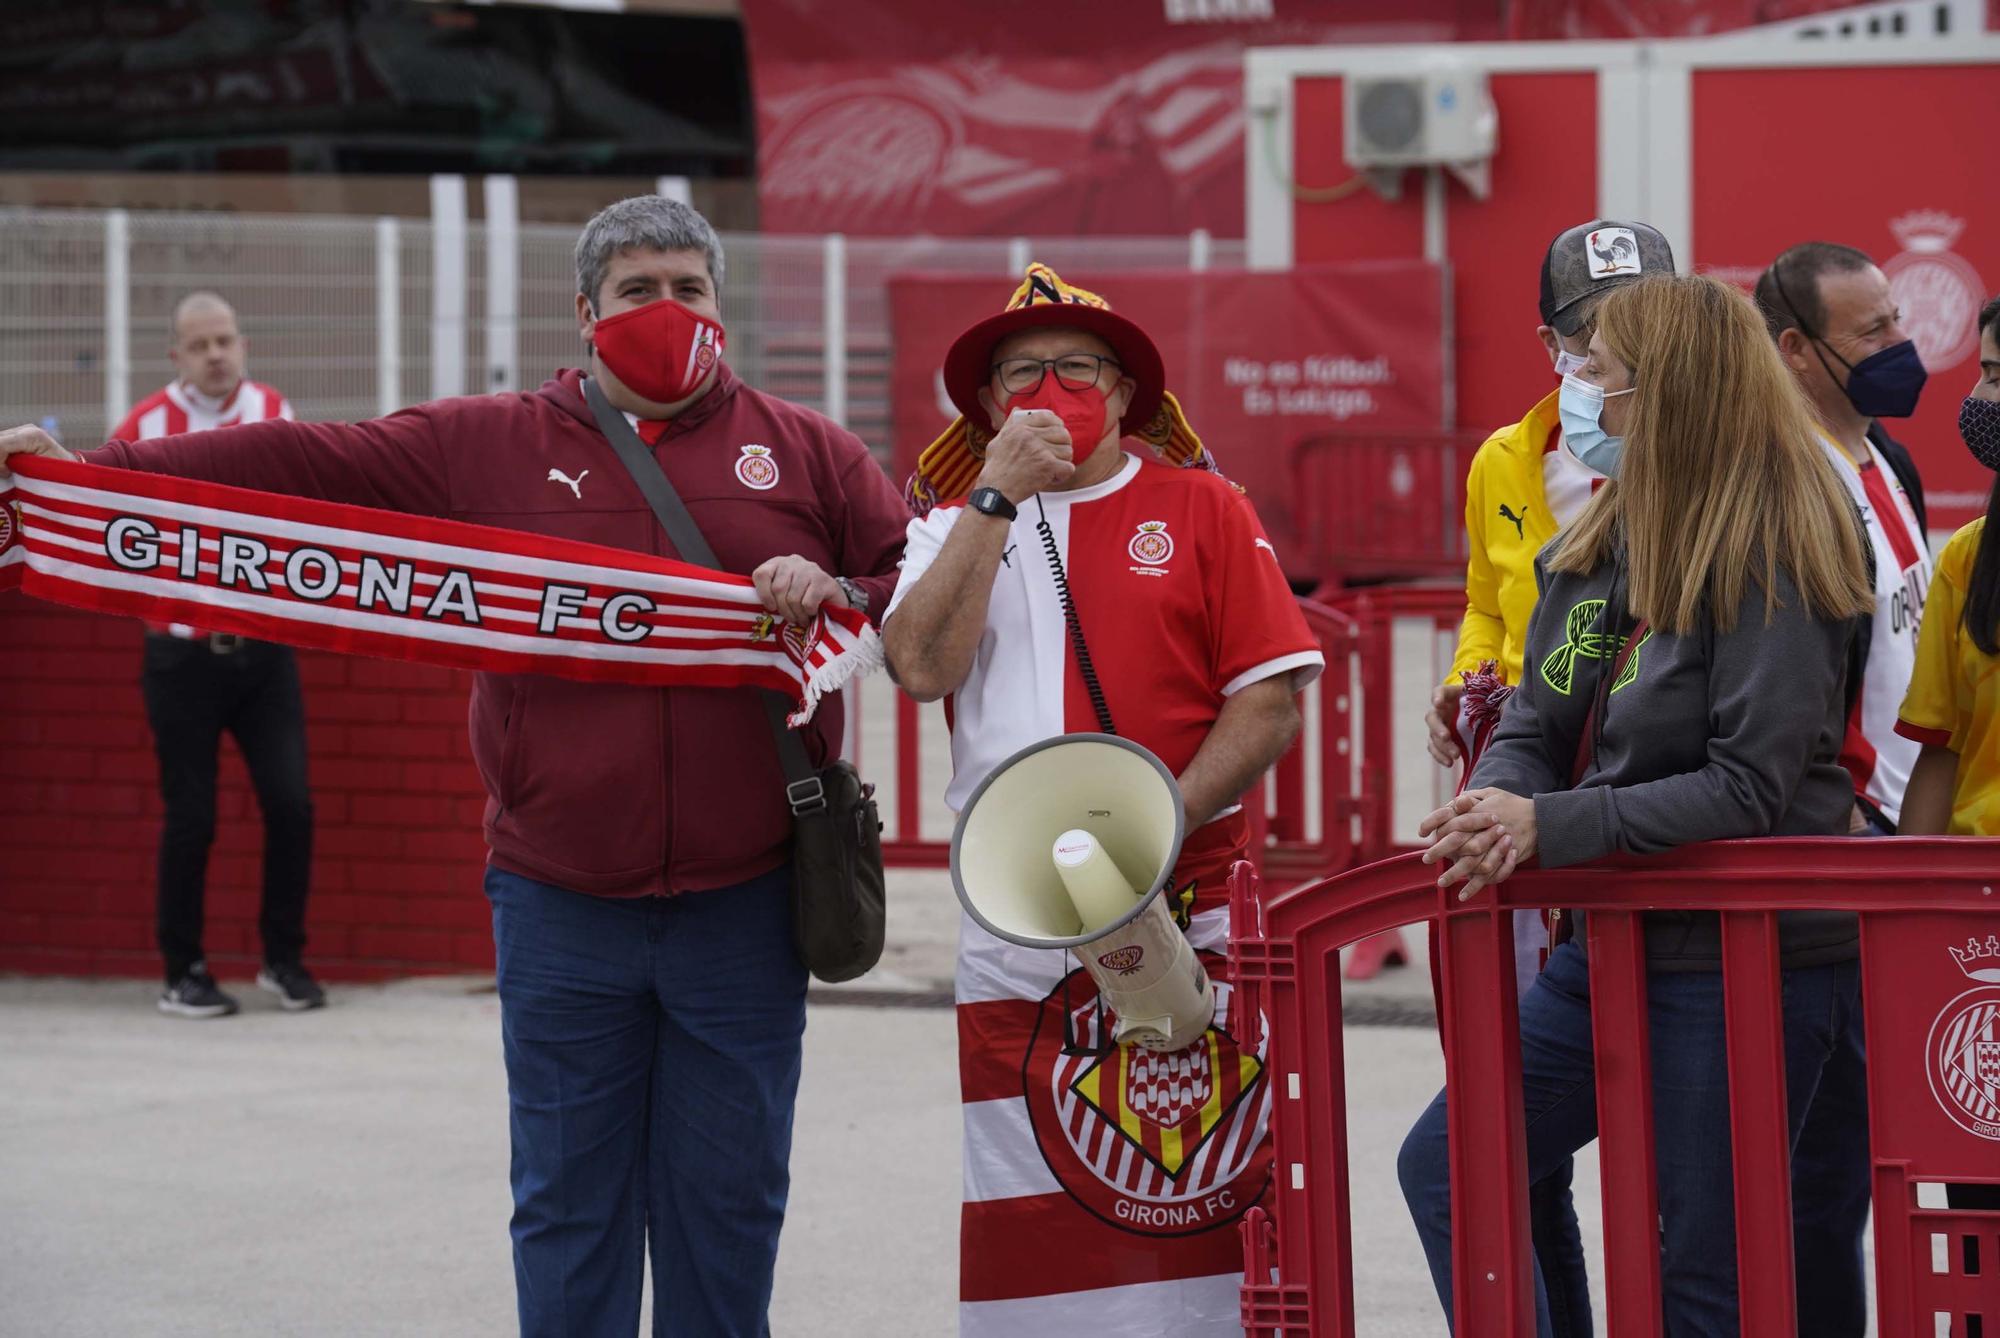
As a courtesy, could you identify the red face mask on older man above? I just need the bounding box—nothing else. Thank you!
[592,298,726,404]
[1005,377,1111,454]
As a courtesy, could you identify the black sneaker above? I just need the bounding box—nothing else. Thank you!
[256,963,327,1011]
[159,964,240,1019]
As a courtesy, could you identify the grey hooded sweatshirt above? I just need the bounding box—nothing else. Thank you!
[1469,551,1860,970]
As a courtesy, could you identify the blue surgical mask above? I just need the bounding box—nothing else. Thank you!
[1553,348,1589,378]
[1558,372,1635,477]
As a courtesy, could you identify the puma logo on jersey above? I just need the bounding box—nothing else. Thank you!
[1254,537,1277,559]
[1000,544,1018,569]
[548,468,588,499]
[1498,503,1526,540]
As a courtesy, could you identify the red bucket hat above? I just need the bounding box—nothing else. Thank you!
[909,263,1214,516]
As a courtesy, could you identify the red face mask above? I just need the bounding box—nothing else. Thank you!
[1005,376,1110,454]
[592,298,726,404]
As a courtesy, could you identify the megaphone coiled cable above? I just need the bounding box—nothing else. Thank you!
[1034,494,1117,736]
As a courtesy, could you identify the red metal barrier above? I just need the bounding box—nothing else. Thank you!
[1228,840,2000,1336]
[1288,430,1485,587]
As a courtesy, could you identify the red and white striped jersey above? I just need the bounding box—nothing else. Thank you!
[887,454,1320,1334]
[112,378,294,638]
[111,379,293,443]
[1820,435,1931,824]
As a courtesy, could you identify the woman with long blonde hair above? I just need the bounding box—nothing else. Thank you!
[1397,274,1875,1335]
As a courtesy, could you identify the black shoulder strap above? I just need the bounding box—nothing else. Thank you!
[581,377,825,814]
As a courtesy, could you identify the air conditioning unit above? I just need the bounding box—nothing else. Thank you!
[1343,60,1496,200]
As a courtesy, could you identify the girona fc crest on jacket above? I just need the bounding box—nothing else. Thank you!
[735,444,779,491]
[1023,956,1270,1236]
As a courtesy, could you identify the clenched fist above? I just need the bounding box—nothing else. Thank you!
[975,408,1074,504]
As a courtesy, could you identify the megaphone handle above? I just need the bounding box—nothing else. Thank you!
[1057,964,1116,1057]
[1034,495,1116,736]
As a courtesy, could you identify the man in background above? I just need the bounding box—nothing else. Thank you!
[1754,240,1929,1336]
[1755,242,1932,834]
[110,292,323,1019]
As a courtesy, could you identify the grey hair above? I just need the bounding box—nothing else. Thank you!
[169,290,235,340]
[574,196,724,310]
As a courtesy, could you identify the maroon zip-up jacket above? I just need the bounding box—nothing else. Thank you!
[85,365,910,897]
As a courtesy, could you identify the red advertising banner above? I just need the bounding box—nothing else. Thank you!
[1692,64,2000,531]
[738,0,1485,238]
[736,0,1890,239]
[887,263,1446,569]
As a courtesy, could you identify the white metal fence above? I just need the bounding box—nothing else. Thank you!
[0,208,1243,455]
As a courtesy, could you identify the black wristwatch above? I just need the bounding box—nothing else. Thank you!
[968,486,1017,522]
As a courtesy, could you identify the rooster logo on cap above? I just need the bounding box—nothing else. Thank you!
[1588,230,1638,276]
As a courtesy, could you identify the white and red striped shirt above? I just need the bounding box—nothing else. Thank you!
[112,378,294,638]
[112,378,293,443]
[1820,435,1931,825]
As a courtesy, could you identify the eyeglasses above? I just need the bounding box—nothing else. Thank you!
[992,354,1121,395]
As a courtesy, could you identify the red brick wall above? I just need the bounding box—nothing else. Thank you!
[2,597,497,980]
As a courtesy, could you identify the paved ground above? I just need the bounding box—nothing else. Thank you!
[0,890,1513,1337]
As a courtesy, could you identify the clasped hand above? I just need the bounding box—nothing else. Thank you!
[1417,787,1537,901]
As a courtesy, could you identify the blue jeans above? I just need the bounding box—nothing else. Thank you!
[1530,1157,1591,1337]
[487,864,807,1338]
[1398,939,1868,1336]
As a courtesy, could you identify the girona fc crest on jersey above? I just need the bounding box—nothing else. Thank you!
[1127,520,1174,566]
[1022,956,1270,1236]
[735,444,779,491]
[0,496,16,557]
[1885,211,1986,373]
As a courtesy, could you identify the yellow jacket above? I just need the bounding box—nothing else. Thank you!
[1447,389,1564,685]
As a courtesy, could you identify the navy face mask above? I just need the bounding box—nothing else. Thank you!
[1818,337,1929,419]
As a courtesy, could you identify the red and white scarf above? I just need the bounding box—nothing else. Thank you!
[0,457,879,725]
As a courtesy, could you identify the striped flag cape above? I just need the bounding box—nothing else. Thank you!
[956,814,1272,1336]
[0,456,879,724]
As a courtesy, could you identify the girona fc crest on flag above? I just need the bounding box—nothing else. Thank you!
[1023,954,1270,1236]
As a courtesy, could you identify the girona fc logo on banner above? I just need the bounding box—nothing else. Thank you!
[1927,936,2000,1143]
[1022,958,1270,1236]
[735,444,779,491]
[1885,211,1986,373]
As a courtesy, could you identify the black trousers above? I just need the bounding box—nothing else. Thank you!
[141,635,313,982]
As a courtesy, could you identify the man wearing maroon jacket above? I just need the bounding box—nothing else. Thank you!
[0,196,909,1337]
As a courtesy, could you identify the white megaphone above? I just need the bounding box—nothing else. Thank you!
[951,734,1216,1052]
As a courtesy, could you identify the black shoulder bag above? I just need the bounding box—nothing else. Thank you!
[583,378,885,983]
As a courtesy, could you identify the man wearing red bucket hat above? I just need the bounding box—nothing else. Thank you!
[885,264,1323,1334]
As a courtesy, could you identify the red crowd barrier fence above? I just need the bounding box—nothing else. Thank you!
[1287,430,1485,588]
[1228,840,2000,1336]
